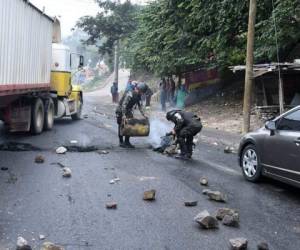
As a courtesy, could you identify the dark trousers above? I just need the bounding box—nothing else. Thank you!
[160,91,167,111]
[177,123,202,157]
[146,95,152,107]
[169,90,175,106]
[116,111,133,144]
[118,123,130,144]
[112,93,119,103]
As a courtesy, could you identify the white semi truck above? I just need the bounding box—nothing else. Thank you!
[0,0,84,134]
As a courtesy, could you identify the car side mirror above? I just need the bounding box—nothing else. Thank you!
[265,121,276,135]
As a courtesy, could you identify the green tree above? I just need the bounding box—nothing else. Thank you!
[128,0,300,76]
[77,0,139,58]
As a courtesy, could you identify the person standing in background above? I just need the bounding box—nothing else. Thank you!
[170,78,176,106]
[125,79,134,93]
[176,83,188,109]
[145,85,153,108]
[166,78,171,103]
[111,82,118,103]
[159,78,167,111]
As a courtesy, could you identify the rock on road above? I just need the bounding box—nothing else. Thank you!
[0,72,300,250]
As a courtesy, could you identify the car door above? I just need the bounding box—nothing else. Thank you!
[274,108,300,183]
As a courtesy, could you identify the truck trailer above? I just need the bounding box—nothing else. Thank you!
[0,0,83,134]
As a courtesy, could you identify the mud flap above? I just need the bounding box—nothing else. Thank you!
[7,105,31,132]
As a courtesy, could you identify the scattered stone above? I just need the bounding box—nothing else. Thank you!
[62,167,72,178]
[98,150,109,155]
[70,140,78,144]
[35,155,45,164]
[194,210,219,229]
[143,189,156,201]
[83,114,88,119]
[16,237,32,250]
[224,146,235,154]
[109,179,115,184]
[202,189,211,195]
[229,238,248,250]
[216,208,237,220]
[213,142,218,146]
[222,213,239,227]
[17,237,27,246]
[40,242,64,250]
[56,147,67,154]
[39,235,46,240]
[184,201,198,207]
[206,190,227,202]
[106,202,117,209]
[1,167,8,171]
[200,177,208,186]
[113,177,120,182]
[257,242,269,250]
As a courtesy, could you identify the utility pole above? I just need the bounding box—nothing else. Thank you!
[278,76,284,114]
[243,0,257,133]
[114,40,119,86]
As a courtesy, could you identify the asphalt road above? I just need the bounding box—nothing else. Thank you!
[0,90,300,250]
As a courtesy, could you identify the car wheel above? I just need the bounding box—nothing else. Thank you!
[241,144,262,182]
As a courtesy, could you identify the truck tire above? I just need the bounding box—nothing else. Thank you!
[44,98,54,130]
[71,95,82,121]
[30,98,45,135]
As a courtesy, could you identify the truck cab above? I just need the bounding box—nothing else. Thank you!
[51,43,84,120]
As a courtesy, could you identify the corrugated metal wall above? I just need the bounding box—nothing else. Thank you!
[0,0,53,90]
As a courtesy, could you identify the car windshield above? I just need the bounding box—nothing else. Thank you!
[277,109,300,131]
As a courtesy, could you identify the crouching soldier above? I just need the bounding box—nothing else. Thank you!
[116,83,148,148]
[166,110,202,160]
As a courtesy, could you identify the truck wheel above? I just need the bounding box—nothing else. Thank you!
[31,98,45,135]
[44,98,54,130]
[71,96,82,121]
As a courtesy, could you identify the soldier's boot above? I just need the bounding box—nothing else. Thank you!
[124,136,135,148]
[119,136,126,147]
[175,142,189,160]
[186,136,194,159]
[186,143,193,159]
[118,125,125,147]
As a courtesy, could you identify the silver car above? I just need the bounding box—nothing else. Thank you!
[238,106,300,187]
